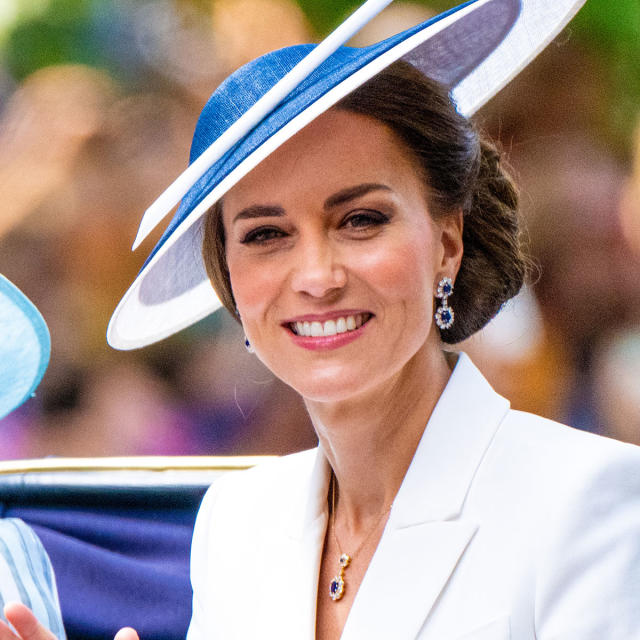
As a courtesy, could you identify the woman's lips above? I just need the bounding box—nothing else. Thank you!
[284,313,373,351]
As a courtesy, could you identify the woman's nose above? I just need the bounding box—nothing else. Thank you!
[290,239,347,298]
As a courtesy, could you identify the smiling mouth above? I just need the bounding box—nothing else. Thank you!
[288,313,372,338]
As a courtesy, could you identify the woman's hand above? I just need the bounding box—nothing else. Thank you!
[0,603,140,640]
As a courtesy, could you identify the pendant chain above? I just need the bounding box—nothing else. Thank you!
[328,473,392,602]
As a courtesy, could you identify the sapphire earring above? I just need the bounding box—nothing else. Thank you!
[236,307,255,353]
[434,277,454,330]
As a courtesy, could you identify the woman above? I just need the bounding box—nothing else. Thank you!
[184,62,640,640]
[4,0,639,638]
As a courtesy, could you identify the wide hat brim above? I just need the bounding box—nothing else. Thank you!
[108,0,585,350]
[0,275,51,420]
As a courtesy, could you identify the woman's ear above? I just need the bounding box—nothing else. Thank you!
[438,209,464,279]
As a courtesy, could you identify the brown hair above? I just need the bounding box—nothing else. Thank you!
[203,61,528,343]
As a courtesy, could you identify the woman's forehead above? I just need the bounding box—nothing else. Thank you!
[223,108,422,211]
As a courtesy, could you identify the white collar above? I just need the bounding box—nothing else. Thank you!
[290,352,511,538]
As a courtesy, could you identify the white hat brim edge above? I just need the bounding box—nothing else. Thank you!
[453,0,586,116]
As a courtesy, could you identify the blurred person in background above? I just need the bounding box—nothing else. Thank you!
[518,136,640,433]
[0,275,65,639]
[593,120,640,445]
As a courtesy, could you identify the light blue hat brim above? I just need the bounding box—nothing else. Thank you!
[0,275,51,420]
[108,0,586,350]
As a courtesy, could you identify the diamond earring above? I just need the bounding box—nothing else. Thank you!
[434,277,454,330]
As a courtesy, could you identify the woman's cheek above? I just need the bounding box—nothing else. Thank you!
[228,255,274,313]
[357,241,433,300]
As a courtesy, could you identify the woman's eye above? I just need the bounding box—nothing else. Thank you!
[240,226,286,244]
[342,210,390,230]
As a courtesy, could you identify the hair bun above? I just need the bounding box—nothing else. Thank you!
[445,136,528,343]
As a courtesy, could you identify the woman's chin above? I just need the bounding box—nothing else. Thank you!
[261,340,431,405]
[279,366,382,405]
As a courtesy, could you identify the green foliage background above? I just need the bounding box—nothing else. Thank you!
[1,0,639,151]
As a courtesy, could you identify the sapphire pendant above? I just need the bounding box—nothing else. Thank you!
[329,553,351,601]
[329,575,345,601]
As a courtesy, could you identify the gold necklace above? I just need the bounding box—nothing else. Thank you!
[328,473,392,602]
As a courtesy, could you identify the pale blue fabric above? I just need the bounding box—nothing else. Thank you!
[0,275,50,420]
[0,518,66,639]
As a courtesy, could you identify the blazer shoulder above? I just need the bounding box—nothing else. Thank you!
[503,409,640,466]
[194,447,319,532]
[495,414,640,636]
[218,446,318,497]
[492,409,640,510]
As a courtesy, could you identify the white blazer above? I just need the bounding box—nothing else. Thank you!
[187,354,640,639]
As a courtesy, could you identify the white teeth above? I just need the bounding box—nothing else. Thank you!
[293,314,369,337]
[323,320,337,336]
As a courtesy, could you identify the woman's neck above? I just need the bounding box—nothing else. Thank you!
[305,347,454,530]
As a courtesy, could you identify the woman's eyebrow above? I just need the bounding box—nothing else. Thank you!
[232,204,285,223]
[324,183,392,210]
[231,183,390,223]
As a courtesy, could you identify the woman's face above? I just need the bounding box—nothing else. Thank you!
[221,109,462,402]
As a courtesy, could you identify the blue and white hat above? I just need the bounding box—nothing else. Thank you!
[108,0,586,350]
[0,275,51,420]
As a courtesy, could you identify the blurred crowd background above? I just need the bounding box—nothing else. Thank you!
[0,0,639,459]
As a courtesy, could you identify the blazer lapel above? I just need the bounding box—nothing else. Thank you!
[341,519,478,639]
[342,354,511,640]
[252,448,331,639]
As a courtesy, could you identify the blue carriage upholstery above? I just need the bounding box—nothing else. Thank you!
[0,456,269,640]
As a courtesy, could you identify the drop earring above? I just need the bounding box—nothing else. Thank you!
[434,277,454,330]
[236,307,255,353]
